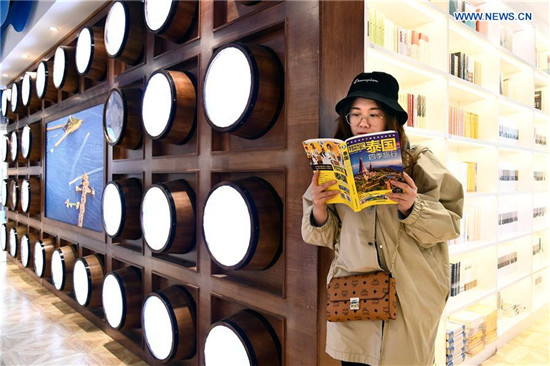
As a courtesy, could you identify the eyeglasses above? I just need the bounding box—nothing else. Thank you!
[345,112,384,126]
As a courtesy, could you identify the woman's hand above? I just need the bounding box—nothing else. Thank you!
[386,172,417,217]
[310,170,339,226]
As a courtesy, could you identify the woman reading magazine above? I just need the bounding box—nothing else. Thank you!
[301,71,464,366]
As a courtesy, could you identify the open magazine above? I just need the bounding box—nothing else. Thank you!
[302,130,404,212]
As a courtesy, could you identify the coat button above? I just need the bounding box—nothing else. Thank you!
[368,242,374,246]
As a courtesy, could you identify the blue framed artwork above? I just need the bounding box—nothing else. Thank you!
[45,104,105,232]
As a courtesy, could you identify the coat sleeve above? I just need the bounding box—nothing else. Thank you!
[301,186,341,250]
[400,149,464,248]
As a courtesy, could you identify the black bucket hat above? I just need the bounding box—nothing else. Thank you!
[335,71,408,125]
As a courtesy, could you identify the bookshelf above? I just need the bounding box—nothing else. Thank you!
[366,1,549,365]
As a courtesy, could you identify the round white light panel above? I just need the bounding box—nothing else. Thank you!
[142,72,172,138]
[10,84,18,113]
[34,242,44,277]
[0,225,6,251]
[141,186,172,251]
[51,249,64,290]
[204,47,252,128]
[203,185,251,267]
[76,28,93,74]
[204,324,251,366]
[103,273,124,328]
[53,47,66,89]
[36,62,46,98]
[143,295,174,360]
[103,183,123,237]
[21,125,31,159]
[9,228,17,257]
[104,90,124,144]
[21,235,30,267]
[22,74,31,106]
[21,179,30,212]
[105,2,127,57]
[73,259,90,306]
[9,131,17,161]
[144,0,172,32]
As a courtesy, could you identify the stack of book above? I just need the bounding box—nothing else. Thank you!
[468,304,498,344]
[498,211,519,232]
[497,249,518,275]
[450,52,482,85]
[368,9,430,64]
[446,322,466,366]
[398,92,427,128]
[449,310,486,355]
[449,106,479,138]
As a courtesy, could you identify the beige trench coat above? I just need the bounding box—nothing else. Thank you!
[302,146,464,365]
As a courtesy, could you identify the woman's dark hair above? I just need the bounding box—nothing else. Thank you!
[333,99,415,175]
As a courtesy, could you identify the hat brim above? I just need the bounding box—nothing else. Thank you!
[335,91,408,125]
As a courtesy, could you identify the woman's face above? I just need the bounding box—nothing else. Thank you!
[348,98,386,136]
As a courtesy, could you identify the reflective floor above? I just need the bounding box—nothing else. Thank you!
[0,250,548,365]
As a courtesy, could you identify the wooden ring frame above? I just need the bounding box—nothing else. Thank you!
[52,245,77,291]
[104,1,145,65]
[53,46,79,93]
[102,178,142,240]
[103,87,143,149]
[36,60,58,102]
[144,0,197,43]
[102,266,142,330]
[20,177,41,215]
[34,238,56,278]
[76,26,107,80]
[73,254,104,307]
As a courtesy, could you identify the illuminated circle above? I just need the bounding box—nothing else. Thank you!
[204,310,281,366]
[9,227,19,258]
[0,223,8,251]
[142,70,195,144]
[104,1,143,64]
[53,47,66,89]
[10,82,19,113]
[9,131,18,162]
[102,183,123,237]
[203,43,283,139]
[34,239,55,278]
[144,0,197,43]
[142,286,195,361]
[21,73,40,108]
[141,181,195,253]
[21,234,32,267]
[105,2,126,57]
[9,180,18,211]
[36,62,47,98]
[21,125,31,159]
[51,246,76,291]
[73,255,104,307]
[76,27,93,75]
[20,179,30,212]
[1,88,9,117]
[203,178,282,270]
[102,267,142,329]
[103,88,143,148]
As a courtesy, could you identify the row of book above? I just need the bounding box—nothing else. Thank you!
[499,169,519,182]
[534,90,543,111]
[534,130,547,146]
[498,211,518,226]
[451,205,481,245]
[449,161,477,193]
[450,259,478,297]
[398,92,427,128]
[450,52,482,85]
[533,171,546,182]
[449,304,498,356]
[448,106,479,138]
[497,250,518,270]
[533,207,547,219]
[445,322,466,366]
[368,9,430,64]
[498,125,519,142]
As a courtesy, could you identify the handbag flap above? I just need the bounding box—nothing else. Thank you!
[328,272,392,301]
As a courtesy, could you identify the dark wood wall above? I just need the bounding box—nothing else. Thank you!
[3,1,364,365]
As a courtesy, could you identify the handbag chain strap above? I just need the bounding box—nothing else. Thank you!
[388,223,404,274]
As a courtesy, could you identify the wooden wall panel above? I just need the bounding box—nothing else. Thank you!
[2,0,365,364]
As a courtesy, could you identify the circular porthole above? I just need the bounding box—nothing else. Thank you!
[102,267,142,329]
[34,238,55,278]
[9,179,18,211]
[36,60,58,101]
[1,88,10,118]
[144,0,197,43]
[20,233,37,268]
[76,26,107,80]
[1,179,8,206]
[0,223,9,251]
[142,70,195,144]
[141,180,195,253]
[21,124,41,162]
[204,310,281,366]
[53,46,79,93]
[22,73,41,109]
[203,42,283,139]
[10,82,23,115]
[51,246,77,291]
[103,87,143,149]
[104,1,144,65]
[9,226,26,259]
[142,286,195,361]
[73,255,104,307]
[21,177,41,215]
[203,177,282,270]
[102,178,142,239]
[9,131,18,163]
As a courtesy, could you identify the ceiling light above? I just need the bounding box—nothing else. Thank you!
[49,26,58,32]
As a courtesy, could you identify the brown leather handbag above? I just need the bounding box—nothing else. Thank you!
[326,225,403,322]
